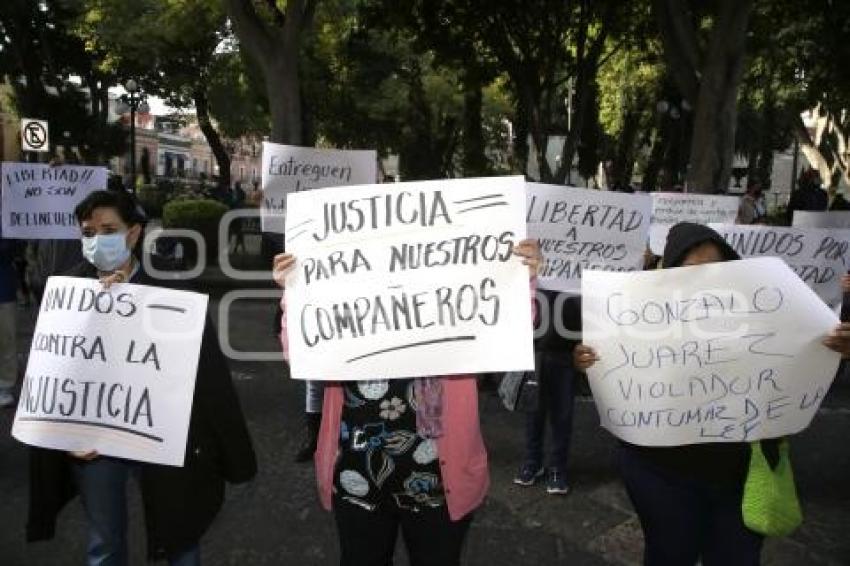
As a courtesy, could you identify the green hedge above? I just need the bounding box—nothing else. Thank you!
[162,199,229,265]
[137,184,169,219]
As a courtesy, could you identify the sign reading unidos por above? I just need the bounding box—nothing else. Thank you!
[581,258,840,446]
[792,210,850,229]
[709,223,850,309]
[12,277,208,466]
[284,176,534,381]
[1,163,107,239]
[649,192,739,255]
[261,142,377,233]
[527,183,651,293]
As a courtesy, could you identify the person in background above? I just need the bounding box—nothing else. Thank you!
[736,180,767,224]
[573,222,850,565]
[27,190,257,566]
[272,240,542,566]
[0,237,19,408]
[513,290,580,495]
[786,168,828,224]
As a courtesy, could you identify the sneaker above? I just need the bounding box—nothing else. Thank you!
[0,390,15,409]
[546,468,570,495]
[513,463,544,486]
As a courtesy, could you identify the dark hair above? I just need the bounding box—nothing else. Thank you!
[74,190,147,226]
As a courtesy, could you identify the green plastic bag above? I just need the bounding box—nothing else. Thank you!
[742,440,803,537]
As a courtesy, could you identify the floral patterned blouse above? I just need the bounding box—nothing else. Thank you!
[334,379,445,512]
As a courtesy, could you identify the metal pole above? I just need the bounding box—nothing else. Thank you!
[790,136,799,194]
[129,101,137,193]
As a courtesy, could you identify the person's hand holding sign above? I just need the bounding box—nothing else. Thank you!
[273,253,296,289]
[70,449,98,461]
[573,344,600,372]
[823,322,850,358]
[513,238,543,278]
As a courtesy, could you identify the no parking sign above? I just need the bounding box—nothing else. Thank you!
[21,118,49,153]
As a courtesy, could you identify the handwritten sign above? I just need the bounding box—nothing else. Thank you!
[284,176,534,381]
[12,276,208,466]
[709,223,850,309]
[581,258,840,446]
[793,210,850,229]
[527,183,651,293]
[649,193,739,255]
[261,142,377,233]
[1,163,107,239]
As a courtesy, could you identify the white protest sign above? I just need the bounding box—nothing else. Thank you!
[1,163,107,239]
[527,183,651,293]
[284,176,534,381]
[649,192,739,255]
[793,210,850,229]
[261,142,377,233]
[709,223,850,309]
[582,258,840,446]
[12,276,208,466]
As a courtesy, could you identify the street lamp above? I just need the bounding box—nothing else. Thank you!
[118,79,149,192]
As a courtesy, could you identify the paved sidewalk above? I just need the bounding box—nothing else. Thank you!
[1,297,849,565]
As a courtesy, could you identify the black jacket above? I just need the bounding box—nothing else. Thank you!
[26,261,257,560]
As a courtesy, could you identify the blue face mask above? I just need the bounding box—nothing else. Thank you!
[81,233,131,272]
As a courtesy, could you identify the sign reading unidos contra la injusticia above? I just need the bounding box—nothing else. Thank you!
[284,176,534,381]
[12,277,208,466]
[581,258,840,446]
[261,142,377,234]
[1,163,107,239]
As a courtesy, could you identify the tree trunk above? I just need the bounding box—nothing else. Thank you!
[685,0,753,193]
[193,88,231,190]
[224,0,311,145]
[461,71,489,177]
[265,54,303,144]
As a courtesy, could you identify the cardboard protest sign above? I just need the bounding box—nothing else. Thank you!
[649,192,739,255]
[581,257,840,446]
[12,276,208,466]
[526,183,651,293]
[1,163,107,239]
[709,223,850,309]
[284,176,534,381]
[261,142,377,233]
[793,210,850,229]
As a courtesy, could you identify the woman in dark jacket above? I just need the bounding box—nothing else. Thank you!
[574,222,850,566]
[26,190,257,565]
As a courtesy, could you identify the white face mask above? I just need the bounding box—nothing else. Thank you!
[81,233,131,272]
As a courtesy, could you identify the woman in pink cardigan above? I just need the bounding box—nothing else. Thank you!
[273,239,541,566]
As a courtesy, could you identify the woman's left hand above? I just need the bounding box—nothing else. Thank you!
[823,323,850,358]
[513,238,543,278]
[99,270,127,289]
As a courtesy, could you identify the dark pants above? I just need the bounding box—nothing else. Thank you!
[334,498,472,566]
[72,458,201,566]
[619,446,763,566]
[523,350,576,472]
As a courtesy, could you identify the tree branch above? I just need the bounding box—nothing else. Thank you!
[224,0,274,60]
[262,0,286,27]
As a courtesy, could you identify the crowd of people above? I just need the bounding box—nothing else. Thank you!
[0,166,849,566]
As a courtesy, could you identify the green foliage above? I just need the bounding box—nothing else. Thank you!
[0,0,127,162]
[136,184,170,219]
[163,198,227,228]
[207,51,269,138]
[162,198,228,264]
